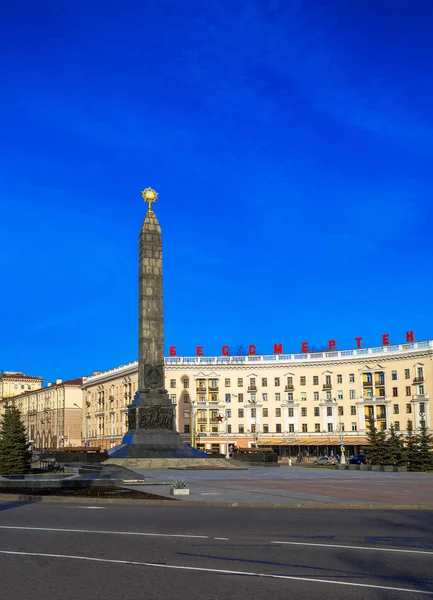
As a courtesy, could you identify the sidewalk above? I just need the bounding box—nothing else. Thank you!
[130,465,433,507]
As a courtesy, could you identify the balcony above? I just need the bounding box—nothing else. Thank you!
[362,380,373,387]
[413,376,424,384]
[196,386,206,392]
[209,386,219,392]
[284,384,294,391]
[375,379,385,386]
[322,383,332,390]
[109,395,115,402]
[247,386,257,392]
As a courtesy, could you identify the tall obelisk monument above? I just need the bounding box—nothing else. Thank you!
[110,187,201,458]
[138,187,166,395]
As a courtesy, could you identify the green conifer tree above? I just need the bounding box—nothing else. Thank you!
[416,415,433,471]
[0,406,32,474]
[366,414,388,465]
[405,419,419,471]
[387,424,405,466]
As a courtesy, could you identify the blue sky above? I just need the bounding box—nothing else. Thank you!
[1,0,432,382]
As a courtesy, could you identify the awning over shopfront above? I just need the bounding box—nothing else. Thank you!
[258,437,368,446]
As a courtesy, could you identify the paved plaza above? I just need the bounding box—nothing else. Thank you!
[132,466,433,507]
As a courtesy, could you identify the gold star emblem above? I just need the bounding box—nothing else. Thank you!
[141,187,158,211]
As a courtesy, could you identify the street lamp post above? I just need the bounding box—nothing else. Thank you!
[334,398,346,465]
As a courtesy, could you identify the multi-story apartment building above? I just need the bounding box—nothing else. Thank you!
[81,339,432,456]
[1,378,83,449]
[0,371,43,402]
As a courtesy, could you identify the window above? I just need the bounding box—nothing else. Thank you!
[314,392,319,401]
[300,376,306,385]
[274,377,280,386]
[351,423,357,431]
[325,375,331,385]
[275,408,281,417]
[314,407,319,416]
[301,407,307,417]
[210,379,218,389]
[313,376,319,385]
[326,391,332,401]
[327,407,333,417]
[406,404,412,414]
[337,374,342,384]
[238,378,243,387]
[263,408,268,417]
[302,424,308,432]
[350,390,356,399]
[226,409,231,418]
[301,392,306,401]
[262,393,268,402]
[392,387,398,397]
[182,379,189,389]
[289,424,295,432]
[315,423,320,432]
[251,408,256,418]
[238,409,244,418]
[338,406,344,416]
[393,404,399,414]
[288,408,294,417]
[225,378,231,387]
[210,393,217,402]
[261,424,268,434]
[238,425,244,433]
[225,393,231,403]
[238,393,243,402]
[249,377,256,387]
[184,394,190,403]
[170,379,176,388]
[250,393,257,402]
[337,391,343,400]
[288,392,294,402]
[349,405,356,416]
[327,423,333,432]
[419,384,425,395]
[405,368,410,379]
[417,366,424,379]
[275,393,281,402]
[349,373,355,383]
[287,376,293,386]
[170,394,176,403]
[276,423,282,433]
[394,421,400,431]
[227,424,232,433]
[262,378,267,386]
[392,370,397,380]
[184,425,190,433]
[405,386,411,396]
[420,402,426,414]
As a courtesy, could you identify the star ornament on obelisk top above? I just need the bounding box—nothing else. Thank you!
[141,187,158,212]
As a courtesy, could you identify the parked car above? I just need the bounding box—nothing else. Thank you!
[349,454,367,465]
[313,456,337,466]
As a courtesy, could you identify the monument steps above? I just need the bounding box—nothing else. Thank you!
[104,457,236,469]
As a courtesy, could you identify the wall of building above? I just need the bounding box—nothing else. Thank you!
[81,340,433,453]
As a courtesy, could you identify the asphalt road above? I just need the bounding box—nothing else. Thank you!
[0,500,432,599]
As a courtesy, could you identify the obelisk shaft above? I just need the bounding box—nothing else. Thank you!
[138,209,165,392]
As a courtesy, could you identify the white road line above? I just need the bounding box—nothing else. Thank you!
[271,540,433,556]
[0,526,208,539]
[0,549,430,595]
[213,537,229,541]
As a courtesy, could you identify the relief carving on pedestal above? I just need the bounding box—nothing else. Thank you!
[143,364,164,389]
[138,406,174,430]
[128,409,137,430]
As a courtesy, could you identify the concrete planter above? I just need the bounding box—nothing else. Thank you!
[170,488,190,496]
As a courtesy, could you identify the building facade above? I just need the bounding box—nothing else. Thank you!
[1,378,83,449]
[0,372,43,403]
[81,339,432,455]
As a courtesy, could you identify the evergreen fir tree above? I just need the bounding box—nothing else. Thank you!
[416,415,433,471]
[405,419,419,471]
[0,406,32,474]
[387,424,405,466]
[366,414,388,465]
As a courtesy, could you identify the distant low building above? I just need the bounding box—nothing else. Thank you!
[0,371,43,401]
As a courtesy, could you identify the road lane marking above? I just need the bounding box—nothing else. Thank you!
[0,526,208,539]
[0,549,431,595]
[271,540,433,556]
[213,538,229,540]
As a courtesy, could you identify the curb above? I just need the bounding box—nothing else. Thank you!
[1,494,433,510]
